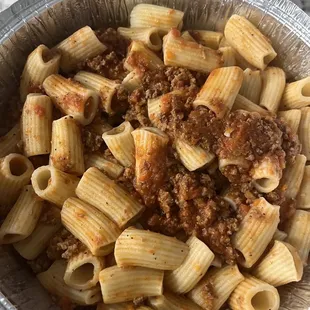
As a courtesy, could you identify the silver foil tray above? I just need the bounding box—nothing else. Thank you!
[0,0,310,309]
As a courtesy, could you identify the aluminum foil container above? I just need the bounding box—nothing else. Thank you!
[0,0,310,309]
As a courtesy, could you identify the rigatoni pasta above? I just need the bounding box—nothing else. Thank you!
[61,197,121,256]
[297,165,310,210]
[163,29,223,74]
[164,236,214,293]
[31,165,79,207]
[190,30,223,49]
[102,121,135,167]
[232,198,280,268]
[193,66,243,118]
[224,15,277,70]
[278,109,301,134]
[50,116,85,175]
[114,227,189,270]
[55,26,107,73]
[37,260,102,305]
[239,68,262,104]
[76,168,144,228]
[219,46,236,67]
[21,94,53,157]
[232,94,269,115]
[130,4,184,32]
[43,74,99,125]
[20,44,61,102]
[99,266,164,304]
[0,153,34,206]
[298,107,310,160]
[252,241,303,287]
[0,185,43,244]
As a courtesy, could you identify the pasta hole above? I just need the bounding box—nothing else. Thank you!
[70,263,94,284]
[150,32,161,46]
[236,249,246,264]
[42,48,58,63]
[301,83,310,97]
[84,97,95,119]
[263,54,274,66]
[255,178,270,188]
[251,291,276,310]
[2,233,22,243]
[9,158,28,176]
[37,169,51,190]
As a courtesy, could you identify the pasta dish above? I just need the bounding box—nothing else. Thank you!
[0,3,309,310]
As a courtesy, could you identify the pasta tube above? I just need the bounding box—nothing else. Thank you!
[50,116,85,176]
[181,31,196,42]
[74,71,121,114]
[37,260,102,305]
[122,70,142,92]
[285,210,310,265]
[31,165,79,207]
[251,156,282,193]
[55,26,107,73]
[273,229,287,241]
[164,236,214,293]
[188,265,244,310]
[102,121,135,167]
[99,265,164,304]
[298,107,310,160]
[0,185,43,244]
[193,66,243,118]
[278,109,301,134]
[118,27,162,51]
[175,139,215,172]
[232,94,269,115]
[76,168,144,228]
[149,291,202,310]
[132,127,169,203]
[130,4,184,32]
[252,241,303,287]
[97,303,135,310]
[64,250,105,290]
[163,29,223,74]
[279,154,306,199]
[259,67,286,113]
[190,30,223,49]
[239,68,262,104]
[43,74,99,125]
[0,124,21,158]
[219,46,236,67]
[224,15,277,70]
[232,198,280,268]
[21,94,53,157]
[281,76,310,109]
[297,166,310,210]
[124,41,164,72]
[85,153,124,179]
[229,275,280,310]
[20,44,60,102]
[13,208,61,259]
[61,197,121,256]
[114,227,189,270]
[0,153,34,206]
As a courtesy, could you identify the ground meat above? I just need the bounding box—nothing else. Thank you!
[198,279,216,310]
[27,252,52,274]
[147,212,181,236]
[46,228,84,260]
[40,204,61,225]
[82,127,103,153]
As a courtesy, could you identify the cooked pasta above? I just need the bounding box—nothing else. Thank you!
[50,116,85,175]
[297,165,310,210]
[181,31,196,42]
[64,250,105,290]
[232,94,269,115]
[130,4,184,32]
[0,153,34,206]
[273,229,288,241]
[190,30,223,49]
[20,44,61,102]
[102,121,135,167]
[37,260,102,305]
[61,197,121,256]
[43,74,99,125]
[99,266,164,304]
[97,303,135,310]
[31,165,79,207]
[193,66,243,118]
[298,107,310,160]
[224,15,277,70]
[232,198,280,268]
[0,124,20,158]
[163,29,223,73]
[229,275,280,310]
[122,71,142,91]
[76,168,144,228]
[114,227,189,270]
[252,241,303,287]
[219,46,237,67]
[164,235,214,293]
[188,265,244,310]
[239,68,262,104]
[0,185,43,244]
[55,26,107,73]
[278,109,301,134]
[21,94,53,157]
